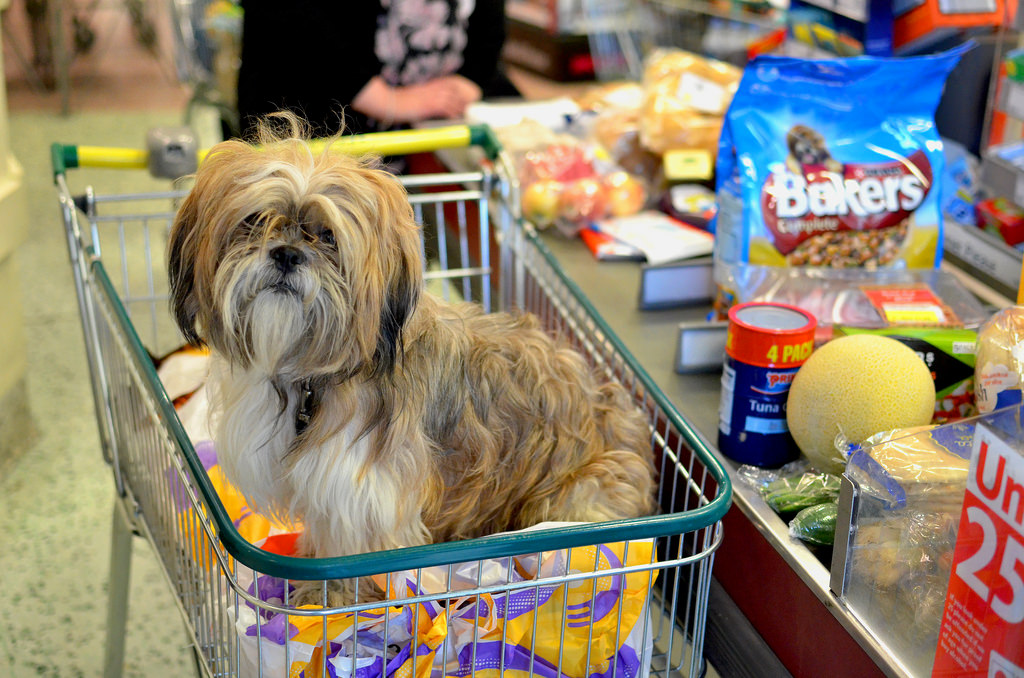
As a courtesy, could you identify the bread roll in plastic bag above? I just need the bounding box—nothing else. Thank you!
[639,49,741,156]
[975,306,1024,413]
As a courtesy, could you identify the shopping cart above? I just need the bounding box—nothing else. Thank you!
[53,124,731,678]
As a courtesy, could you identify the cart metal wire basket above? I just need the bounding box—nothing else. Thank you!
[53,124,731,678]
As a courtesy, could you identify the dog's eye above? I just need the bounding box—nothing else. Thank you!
[240,214,261,233]
[316,229,336,248]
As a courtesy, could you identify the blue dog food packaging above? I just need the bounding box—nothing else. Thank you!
[712,46,970,293]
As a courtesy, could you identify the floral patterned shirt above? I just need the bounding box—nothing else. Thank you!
[376,0,472,86]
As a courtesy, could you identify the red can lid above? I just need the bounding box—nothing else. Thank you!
[726,302,817,368]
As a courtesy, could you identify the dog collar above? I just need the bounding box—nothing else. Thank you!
[295,380,316,435]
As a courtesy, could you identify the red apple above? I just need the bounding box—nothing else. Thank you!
[559,177,609,225]
[603,171,647,217]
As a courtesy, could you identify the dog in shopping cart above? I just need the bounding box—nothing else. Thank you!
[166,115,656,595]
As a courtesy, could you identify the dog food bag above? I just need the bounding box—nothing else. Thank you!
[713,46,970,295]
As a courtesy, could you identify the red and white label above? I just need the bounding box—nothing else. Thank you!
[860,284,957,326]
[933,423,1024,677]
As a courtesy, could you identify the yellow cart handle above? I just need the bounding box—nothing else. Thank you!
[52,124,502,178]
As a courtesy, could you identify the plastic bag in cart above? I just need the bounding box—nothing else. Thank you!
[230,531,657,678]
[168,437,659,678]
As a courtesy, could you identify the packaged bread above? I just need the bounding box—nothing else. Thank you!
[591,108,661,179]
[861,425,970,485]
[575,81,644,113]
[853,424,971,516]
[641,49,741,115]
[975,306,1024,413]
[844,422,972,666]
[638,49,741,155]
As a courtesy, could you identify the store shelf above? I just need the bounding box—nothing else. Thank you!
[998,78,1024,121]
[943,218,1022,299]
[792,0,869,23]
[643,0,783,31]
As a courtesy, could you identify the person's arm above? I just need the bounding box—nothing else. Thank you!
[351,75,480,124]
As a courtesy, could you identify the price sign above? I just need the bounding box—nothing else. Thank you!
[933,423,1024,677]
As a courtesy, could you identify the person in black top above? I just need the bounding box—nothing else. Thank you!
[236,0,518,139]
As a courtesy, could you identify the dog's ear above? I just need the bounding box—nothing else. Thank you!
[786,126,802,154]
[168,187,204,347]
[372,244,420,377]
[367,173,423,377]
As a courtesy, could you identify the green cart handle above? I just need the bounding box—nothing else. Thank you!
[51,123,503,179]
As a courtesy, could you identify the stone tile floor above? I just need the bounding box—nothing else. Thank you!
[2,4,202,675]
[1,110,198,677]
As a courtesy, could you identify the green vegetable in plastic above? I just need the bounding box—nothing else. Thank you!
[789,501,838,546]
[762,473,841,514]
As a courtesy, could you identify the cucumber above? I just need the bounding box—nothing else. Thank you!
[762,473,841,514]
[789,501,838,546]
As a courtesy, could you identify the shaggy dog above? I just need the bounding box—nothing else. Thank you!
[167,117,656,582]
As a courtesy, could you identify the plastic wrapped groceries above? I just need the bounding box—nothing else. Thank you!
[839,421,974,673]
[639,49,741,156]
[975,306,1024,414]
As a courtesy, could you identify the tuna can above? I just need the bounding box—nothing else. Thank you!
[718,302,817,467]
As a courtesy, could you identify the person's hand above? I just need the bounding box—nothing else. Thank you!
[352,75,484,125]
[442,75,482,107]
[396,75,482,121]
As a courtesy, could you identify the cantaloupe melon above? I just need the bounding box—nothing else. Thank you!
[786,334,935,474]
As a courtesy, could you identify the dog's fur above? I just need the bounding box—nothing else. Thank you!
[167,117,656,566]
[785,124,843,175]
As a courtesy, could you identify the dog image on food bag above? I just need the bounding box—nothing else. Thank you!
[166,115,656,595]
[784,124,843,176]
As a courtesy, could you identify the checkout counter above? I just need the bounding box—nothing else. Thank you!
[531,230,1009,678]
[420,139,1012,678]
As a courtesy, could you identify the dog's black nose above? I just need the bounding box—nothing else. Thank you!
[270,245,305,274]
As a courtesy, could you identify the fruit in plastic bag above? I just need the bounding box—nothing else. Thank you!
[521,180,563,226]
[559,177,609,226]
[520,143,596,186]
[604,171,647,217]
